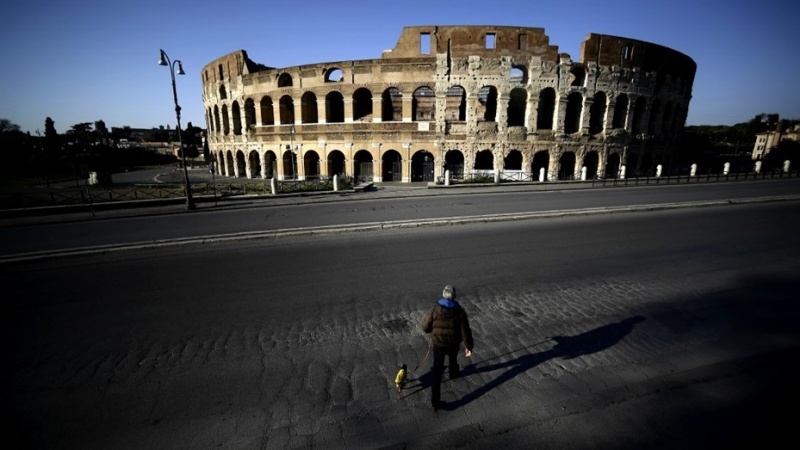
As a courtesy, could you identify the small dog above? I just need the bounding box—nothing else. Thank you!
[394,364,407,392]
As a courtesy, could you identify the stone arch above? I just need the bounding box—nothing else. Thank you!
[304,150,320,178]
[235,150,247,177]
[583,151,599,179]
[661,102,673,138]
[263,150,277,179]
[326,91,345,123]
[232,101,242,135]
[606,152,621,179]
[445,150,465,179]
[537,88,556,130]
[327,150,346,177]
[589,92,607,135]
[213,105,221,134]
[612,94,628,129]
[353,88,373,121]
[631,97,647,135]
[411,150,435,182]
[569,66,585,87]
[479,86,498,122]
[244,98,256,131]
[564,92,583,134]
[353,149,373,181]
[648,99,661,136]
[412,86,435,121]
[382,149,402,182]
[219,84,227,100]
[301,92,318,124]
[206,107,213,134]
[325,68,344,82]
[277,73,293,87]
[507,88,527,127]
[504,149,523,170]
[279,95,294,125]
[559,152,576,180]
[510,65,527,84]
[382,87,402,121]
[221,104,230,135]
[474,149,494,171]
[626,153,640,177]
[282,148,297,179]
[260,96,274,125]
[532,150,550,180]
[248,150,261,178]
[445,85,466,121]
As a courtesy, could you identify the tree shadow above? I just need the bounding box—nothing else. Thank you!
[448,315,646,409]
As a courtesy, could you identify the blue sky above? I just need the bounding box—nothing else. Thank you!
[2,0,797,134]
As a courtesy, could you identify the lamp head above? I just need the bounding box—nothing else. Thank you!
[176,61,185,76]
[158,50,167,66]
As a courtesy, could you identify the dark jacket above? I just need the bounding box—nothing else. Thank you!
[422,299,474,350]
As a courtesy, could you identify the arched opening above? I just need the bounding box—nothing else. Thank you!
[304,150,320,179]
[474,149,494,171]
[662,102,674,138]
[510,65,527,84]
[263,151,277,179]
[569,66,585,87]
[327,150,346,177]
[232,101,242,135]
[248,150,261,178]
[206,108,213,134]
[282,148,297,179]
[213,105,221,134]
[606,153,621,179]
[301,92,318,124]
[583,151,599,179]
[444,150,465,180]
[559,152,576,180]
[382,149,402,182]
[626,153,640,177]
[411,150,435,181]
[445,85,466,121]
[260,96,274,126]
[478,86,498,122]
[507,88,527,127]
[589,92,607,136]
[382,88,402,121]
[353,149,373,182]
[648,99,661,136]
[504,150,522,170]
[564,92,583,134]
[641,153,654,176]
[279,95,294,125]
[277,73,293,87]
[219,84,227,100]
[235,150,246,178]
[532,150,550,180]
[631,97,647,135]
[353,88,373,121]
[225,151,234,177]
[537,88,556,130]
[412,86,435,121]
[221,105,230,135]
[326,91,345,123]
[325,68,343,82]
[244,99,256,132]
[612,94,628,129]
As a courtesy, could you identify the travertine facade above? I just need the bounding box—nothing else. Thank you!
[201,26,696,182]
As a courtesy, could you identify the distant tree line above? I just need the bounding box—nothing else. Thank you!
[0,117,205,181]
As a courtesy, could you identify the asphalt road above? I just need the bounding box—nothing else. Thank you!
[3,201,800,448]
[2,179,800,258]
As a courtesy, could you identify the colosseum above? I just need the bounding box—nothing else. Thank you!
[201,25,696,183]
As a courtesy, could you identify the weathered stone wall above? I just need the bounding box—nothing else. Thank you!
[201,26,696,182]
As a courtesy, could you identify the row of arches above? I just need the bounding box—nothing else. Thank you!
[207,86,686,141]
[212,147,665,182]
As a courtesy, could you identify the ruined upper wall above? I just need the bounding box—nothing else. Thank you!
[580,34,696,86]
[200,50,274,85]
[383,25,559,60]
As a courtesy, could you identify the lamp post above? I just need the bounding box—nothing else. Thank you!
[158,49,196,210]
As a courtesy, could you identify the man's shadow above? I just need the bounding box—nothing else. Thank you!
[403,316,646,408]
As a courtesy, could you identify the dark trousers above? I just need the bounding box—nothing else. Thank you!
[431,345,459,406]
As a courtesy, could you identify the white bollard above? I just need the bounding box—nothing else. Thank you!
[620,165,626,180]
[445,169,451,186]
[333,174,339,191]
[754,161,762,174]
[723,162,730,175]
[784,160,791,173]
[270,177,277,195]
[494,170,500,184]
[581,166,587,181]
[656,164,663,178]
[539,167,545,182]
[690,163,697,177]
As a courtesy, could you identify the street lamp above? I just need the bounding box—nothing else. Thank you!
[158,49,196,210]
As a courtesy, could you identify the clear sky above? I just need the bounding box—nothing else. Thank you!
[2,0,797,135]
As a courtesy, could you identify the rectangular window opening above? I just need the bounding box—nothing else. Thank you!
[518,34,527,50]
[420,33,431,54]
[486,33,496,49]
[623,45,633,61]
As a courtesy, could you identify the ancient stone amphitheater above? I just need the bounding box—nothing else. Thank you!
[201,25,695,183]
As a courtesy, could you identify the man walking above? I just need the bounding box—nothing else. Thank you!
[421,285,474,411]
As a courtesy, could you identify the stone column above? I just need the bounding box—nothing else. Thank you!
[372,96,382,122]
[402,96,413,122]
[317,99,327,124]
[344,99,354,123]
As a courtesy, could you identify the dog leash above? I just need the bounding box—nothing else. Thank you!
[412,338,433,372]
